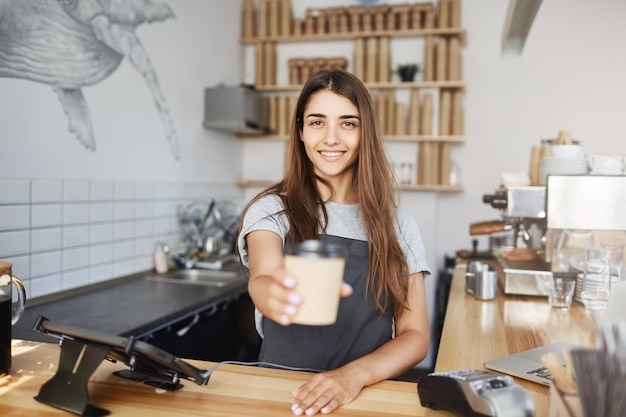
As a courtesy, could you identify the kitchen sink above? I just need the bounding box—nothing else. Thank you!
[145,268,244,287]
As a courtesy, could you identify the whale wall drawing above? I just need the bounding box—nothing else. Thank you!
[0,0,181,159]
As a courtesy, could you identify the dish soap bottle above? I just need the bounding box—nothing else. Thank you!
[153,243,170,274]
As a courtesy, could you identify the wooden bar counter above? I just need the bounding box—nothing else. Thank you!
[1,339,426,416]
[426,261,596,416]
[1,262,597,416]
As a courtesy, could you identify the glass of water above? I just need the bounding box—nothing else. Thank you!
[580,247,622,317]
[546,276,576,311]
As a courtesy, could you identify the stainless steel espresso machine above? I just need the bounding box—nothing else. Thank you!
[482,186,547,251]
[479,176,626,296]
[480,185,551,295]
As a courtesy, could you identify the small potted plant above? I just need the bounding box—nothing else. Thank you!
[396,63,420,82]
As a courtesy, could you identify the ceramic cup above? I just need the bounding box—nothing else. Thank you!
[588,154,624,175]
[1,261,27,375]
[284,240,347,325]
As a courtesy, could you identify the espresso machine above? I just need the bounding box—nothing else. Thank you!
[478,185,551,295]
[478,176,626,296]
[482,186,547,251]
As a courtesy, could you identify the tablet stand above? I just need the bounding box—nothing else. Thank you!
[34,338,111,417]
[32,315,208,416]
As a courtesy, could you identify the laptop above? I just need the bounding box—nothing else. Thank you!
[484,281,626,386]
[484,342,578,386]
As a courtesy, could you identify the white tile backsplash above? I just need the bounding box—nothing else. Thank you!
[135,237,156,257]
[114,221,135,241]
[115,181,135,200]
[153,218,170,235]
[63,225,90,248]
[90,203,114,222]
[135,219,153,238]
[30,274,62,298]
[31,179,63,203]
[91,181,114,201]
[63,180,90,202]
[90,243,113,265]
[153,201,171,217]
[0,230,30,258]
[31,251,62,277]
[31,228,62,253]
[63,247,90,270]
[31,204,63,228]
[113,240,135,261]
[134,255,153,272]
[0,177,240,300]
[62,269,89,290]
[135,182,154,199]
[170,184,185,199]
[0,179,30,204]
[63,203,90,225]
[153,183,171,199]
[114,202,135,221]
[90,223,114,244]
[0,205,30,230]
[112,259,134,279]
[135,201,154,218]
[90,263,114,284]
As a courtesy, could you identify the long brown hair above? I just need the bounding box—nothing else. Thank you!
[242,69,409,316]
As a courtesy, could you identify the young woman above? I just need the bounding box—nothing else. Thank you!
[237,69,430,416]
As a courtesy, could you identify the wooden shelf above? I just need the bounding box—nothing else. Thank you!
[239,4,466,195]
[236,180,462,192]
[240,27,467,45]
[236,134,465,143]
[254,80,465,92]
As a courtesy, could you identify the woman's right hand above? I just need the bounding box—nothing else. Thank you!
[245,231,352,326]
[246,231,303,325]
[260,266,304,326]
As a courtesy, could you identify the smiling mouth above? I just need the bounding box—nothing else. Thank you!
[320,151,344,157]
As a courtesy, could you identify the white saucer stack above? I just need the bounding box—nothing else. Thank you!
[575,272,621,302]
[539,157,589,185]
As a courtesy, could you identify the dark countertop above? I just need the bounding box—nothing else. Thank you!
[13,267,248,343]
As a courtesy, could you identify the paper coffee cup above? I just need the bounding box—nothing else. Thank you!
[284,240,347,325]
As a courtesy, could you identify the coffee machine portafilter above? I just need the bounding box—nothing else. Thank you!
[482,186,547,250]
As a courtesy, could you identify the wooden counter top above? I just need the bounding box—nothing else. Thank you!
[426,262,596,416]
[2,263,598,416]
[1,340,426,416]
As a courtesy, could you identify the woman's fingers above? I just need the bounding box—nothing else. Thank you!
[291,373,353,416]
[269,274,302,325]
[340,282,353,297]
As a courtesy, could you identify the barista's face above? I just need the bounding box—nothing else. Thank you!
[301,90,361,184]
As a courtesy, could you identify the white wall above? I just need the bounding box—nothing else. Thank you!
[0,1,246,298]
[0,0,244,182]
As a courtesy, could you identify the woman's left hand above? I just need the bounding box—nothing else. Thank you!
[291,367,366,415]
